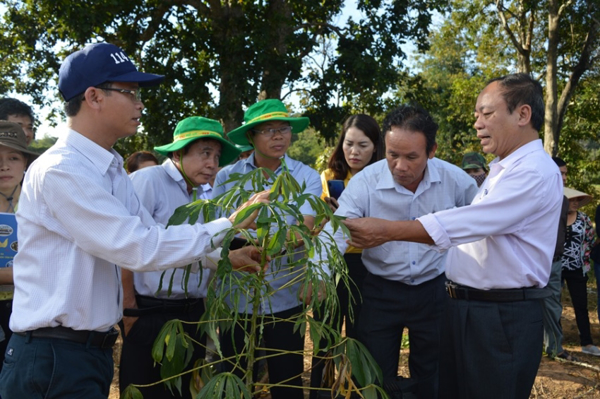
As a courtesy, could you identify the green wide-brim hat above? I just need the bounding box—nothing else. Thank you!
[154,116,240,166]
[235,144,253,152]
[227,99,310,146]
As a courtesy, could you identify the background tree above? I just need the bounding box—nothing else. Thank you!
[29,135,57,154]
[0,0,446,152]
[494,0,600,156]
[407,0,600,215]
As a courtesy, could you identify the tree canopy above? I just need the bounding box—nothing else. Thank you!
[0,0,445,153]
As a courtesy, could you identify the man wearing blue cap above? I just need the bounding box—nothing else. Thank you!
[119,116,242,398]
[0,43,268,399]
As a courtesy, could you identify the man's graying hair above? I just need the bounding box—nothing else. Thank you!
[382,105,438,154]
[487,73,545,132]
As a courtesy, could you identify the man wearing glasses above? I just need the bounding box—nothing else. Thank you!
[213,99,322,399]
[0,43,267,399]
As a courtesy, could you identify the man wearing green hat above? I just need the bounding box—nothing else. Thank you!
[214,99,321,399]
[119,116,257,399]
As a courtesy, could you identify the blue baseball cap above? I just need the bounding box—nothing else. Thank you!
[58,43,165,101]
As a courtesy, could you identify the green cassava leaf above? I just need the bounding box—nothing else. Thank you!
[120,385,144,399]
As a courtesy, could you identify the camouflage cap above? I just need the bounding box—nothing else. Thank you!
[461,152,487,170]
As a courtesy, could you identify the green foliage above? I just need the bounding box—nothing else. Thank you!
[314,146,334,174]
[28,135,57,154]
[196,373,253,399]
[121,385,144,399]
[151,319,195,395]
[403,0,600,172]
[556,72,600,221]
[1,0,447,153]
[287,127,325,169]
[301,0,449,141]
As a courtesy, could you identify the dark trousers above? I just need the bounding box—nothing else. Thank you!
[541,260,564,356]
[595,261,600,324]
[439,296,543,399]
[562,268,594,346]
[0,333,113,399]
[309,253,368,399]
[119,298,206,399]
[358,273,445,398]
[220,305,305,399]
[0,299,12,374]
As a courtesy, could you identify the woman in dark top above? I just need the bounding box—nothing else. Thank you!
[562,187,599,356]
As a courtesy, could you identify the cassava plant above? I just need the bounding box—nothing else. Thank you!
[121,160,388,399]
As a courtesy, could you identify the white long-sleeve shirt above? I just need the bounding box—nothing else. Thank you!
[419,140,563,290]
[10,130,230,332]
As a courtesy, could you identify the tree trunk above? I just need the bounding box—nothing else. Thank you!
[544,0,560,156]
[257,0,292,101]
[210,0,247,133]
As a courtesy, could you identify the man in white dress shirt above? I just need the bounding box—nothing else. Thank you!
[119,116,242,398]
[313,105,477,398]
[344,73,563,398]
[0,43,266,399]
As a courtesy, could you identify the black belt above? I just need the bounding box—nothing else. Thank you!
[445,281,550,302]
[16,326,118,348]
[123,295,202,317]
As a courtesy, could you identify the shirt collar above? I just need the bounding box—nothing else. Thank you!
[64,129,122,175]
[376,158,440,193]
[244,153,295,173]
[490,139,543,171]
[162,158,188,191]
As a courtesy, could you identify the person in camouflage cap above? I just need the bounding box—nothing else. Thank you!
[461,151,487,187]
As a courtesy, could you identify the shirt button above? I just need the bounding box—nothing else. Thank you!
[412,261,416,265]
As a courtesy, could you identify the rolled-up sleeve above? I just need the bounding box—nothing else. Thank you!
[418,163,560,250]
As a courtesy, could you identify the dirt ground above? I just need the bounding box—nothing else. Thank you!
[109,290,600,399]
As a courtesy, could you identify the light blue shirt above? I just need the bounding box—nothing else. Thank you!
[198,183,213,200]
[322,157,477,285]
[129,159,210,299]
[213,153,322,314]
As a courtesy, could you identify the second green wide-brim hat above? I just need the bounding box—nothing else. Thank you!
[154,116,240,166]
[226,99,310,146]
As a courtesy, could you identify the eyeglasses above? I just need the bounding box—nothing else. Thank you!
[252,125,292,138]
[97,87,142,102]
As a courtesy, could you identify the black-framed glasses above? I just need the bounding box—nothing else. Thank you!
[97,87,142,102]
[252,125,292,138]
